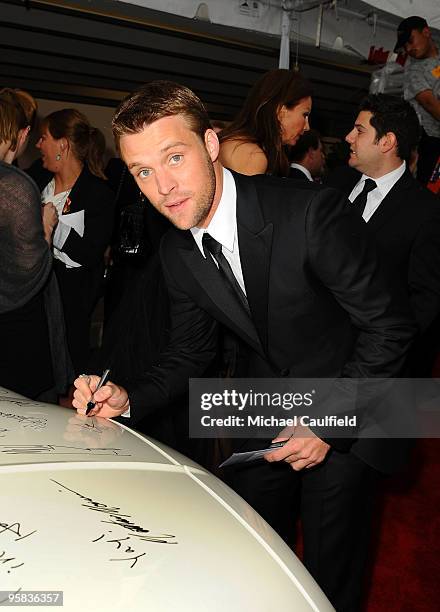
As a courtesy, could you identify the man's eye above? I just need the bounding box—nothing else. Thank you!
[170,154,183,165]
[138,169,152,178]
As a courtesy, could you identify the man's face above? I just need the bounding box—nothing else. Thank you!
[120,115,219,230]
[404,27,432,59]
[345,111,382,177]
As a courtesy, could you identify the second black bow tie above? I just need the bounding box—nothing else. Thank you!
[352,178,377,217]
[202,233,250,314]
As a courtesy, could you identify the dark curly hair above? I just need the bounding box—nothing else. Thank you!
[359,94,421,161]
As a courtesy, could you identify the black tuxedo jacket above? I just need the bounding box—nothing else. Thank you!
[127,172,415,472]
[288,166,311,181]
[325,166,440,334]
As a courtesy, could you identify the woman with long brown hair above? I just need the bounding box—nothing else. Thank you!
[219,69,313,176]
[35,108,114,375]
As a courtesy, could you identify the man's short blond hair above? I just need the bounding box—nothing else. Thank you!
[0,98,26,149]
[112,81,212,150]
[0,88,38,129]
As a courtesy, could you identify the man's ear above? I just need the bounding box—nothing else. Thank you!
[18,126,30,149]
[204,128,220,162]
[9,127,30,161]
[379,131,397,154]
[305,147,315,163]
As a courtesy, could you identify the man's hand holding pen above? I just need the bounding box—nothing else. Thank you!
[73,373,130,418]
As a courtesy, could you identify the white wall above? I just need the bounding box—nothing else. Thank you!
[119,0,439,60]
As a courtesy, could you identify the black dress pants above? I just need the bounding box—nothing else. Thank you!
[226,449,379,612]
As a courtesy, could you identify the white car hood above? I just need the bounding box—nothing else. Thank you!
[0,388,333,611]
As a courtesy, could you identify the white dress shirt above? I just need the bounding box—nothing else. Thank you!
[348,162,406,222]
[290,163,313,182]
[191,167,246,295]
[41,179,84,267]
[124,168,243,419]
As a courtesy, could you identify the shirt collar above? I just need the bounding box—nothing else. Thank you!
[359,161,406,199]
[290,163,313,181]
[191,167,237,257]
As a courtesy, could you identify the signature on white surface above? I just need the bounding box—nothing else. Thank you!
[0,520,37,579]
[0,409,48,430]
[0,445,131,456]
[52,479,177,569]
[72,420,107,433]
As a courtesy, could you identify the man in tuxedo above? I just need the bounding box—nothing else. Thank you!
[73,82,415,610]
[288,128,326,181]
[326,94,440,373]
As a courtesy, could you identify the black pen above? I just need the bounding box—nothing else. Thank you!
[86,369,111,415]
[268,441,288,449]
[268,432,295,449]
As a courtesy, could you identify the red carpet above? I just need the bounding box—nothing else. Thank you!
[294,439,440,610]
[365,439,440,611]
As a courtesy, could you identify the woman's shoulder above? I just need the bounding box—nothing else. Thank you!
[76,165,115,198]
[219,138,268,176]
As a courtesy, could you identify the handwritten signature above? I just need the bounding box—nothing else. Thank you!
[72,420,107,434]
[0,445,131,456]
[92,532,147,568]
[52,479,177,569]
[0,409,47,430]
[0,521,37,576]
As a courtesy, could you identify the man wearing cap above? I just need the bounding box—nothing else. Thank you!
[395,16,440,185]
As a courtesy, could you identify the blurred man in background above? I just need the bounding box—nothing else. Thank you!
[288,129,326,181]
[395,16,440,185]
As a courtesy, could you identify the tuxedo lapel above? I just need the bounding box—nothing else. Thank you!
[177,238,263,353]
[172,172,274,356]
[367,171,412,231]
[234,173,273,353]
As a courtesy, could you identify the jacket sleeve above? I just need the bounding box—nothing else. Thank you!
[305,188,417,450]
[307,187,416,379]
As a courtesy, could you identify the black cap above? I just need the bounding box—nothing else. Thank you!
[394,16,428,52]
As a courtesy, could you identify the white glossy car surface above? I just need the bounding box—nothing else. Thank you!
[0,387,334,611]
